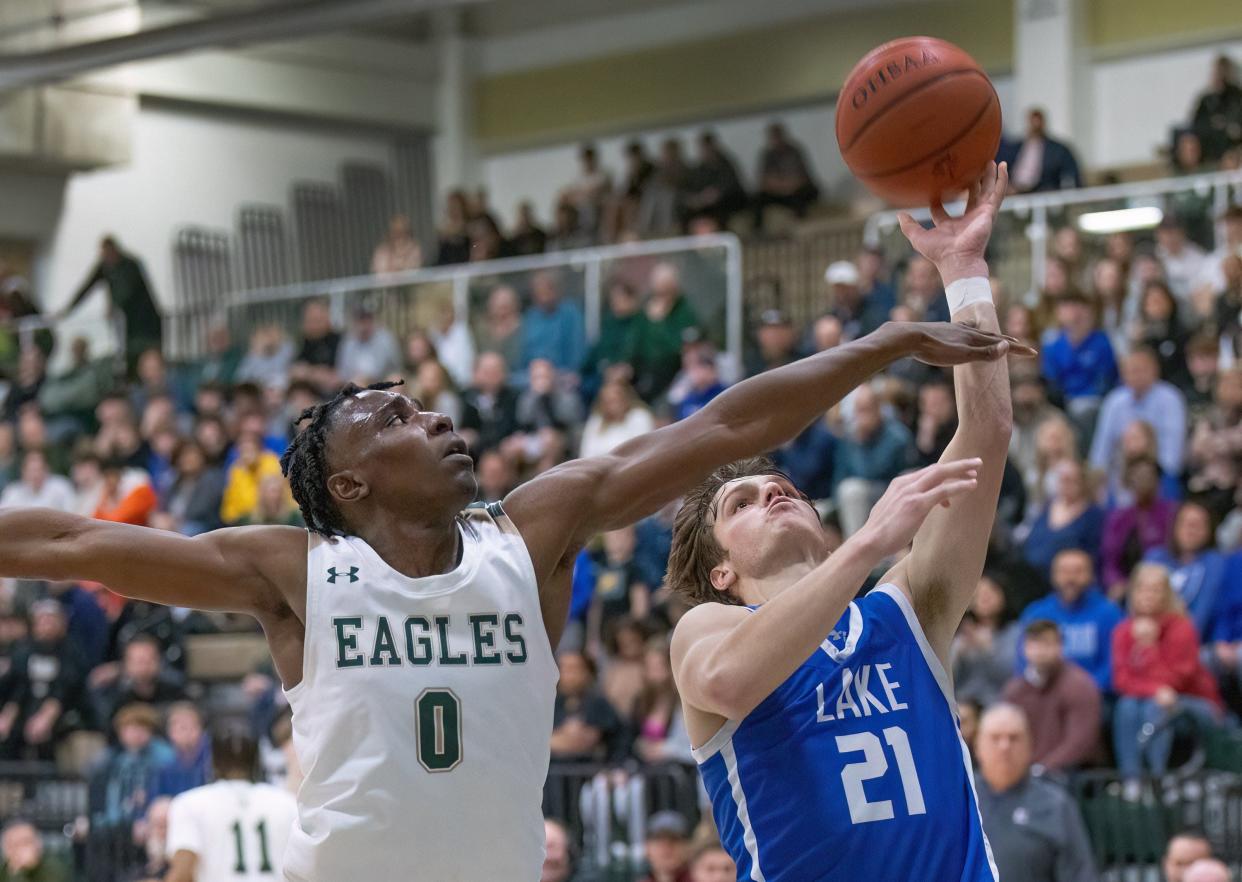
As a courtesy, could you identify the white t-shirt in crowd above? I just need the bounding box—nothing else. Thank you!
[0,476,76,512]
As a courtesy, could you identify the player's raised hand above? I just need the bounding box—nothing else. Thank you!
[896,161,1008,286]
[854,459,982,558]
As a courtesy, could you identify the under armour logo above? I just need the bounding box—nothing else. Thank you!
[327,566,359,584]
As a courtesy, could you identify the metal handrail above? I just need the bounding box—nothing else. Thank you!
[215,232,745,368]
[864,168,1242,293]
[864,168,1242,239]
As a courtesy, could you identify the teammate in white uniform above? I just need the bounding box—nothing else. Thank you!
[0,310,1014,877]
[167,726,297,882]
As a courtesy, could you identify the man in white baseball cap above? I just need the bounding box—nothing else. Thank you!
[824,260,873,341]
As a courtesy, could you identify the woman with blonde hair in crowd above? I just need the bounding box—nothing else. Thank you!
[1112,563,1222,791]
[1030,414,1079,512]
[631,636,692,765]
[579,379,655,460]
[412,359,462,427]
[1090,256,1131,354]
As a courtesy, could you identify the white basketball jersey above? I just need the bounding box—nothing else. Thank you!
[166,780,297,882]
[282,503,558,882]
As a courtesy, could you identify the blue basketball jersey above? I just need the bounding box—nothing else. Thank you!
[695,584,998,882]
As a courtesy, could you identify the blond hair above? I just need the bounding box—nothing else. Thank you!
[1128,562,1184,615]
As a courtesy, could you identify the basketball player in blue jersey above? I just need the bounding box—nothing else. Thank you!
[0,186,1025,876]
[669,162,1017,882]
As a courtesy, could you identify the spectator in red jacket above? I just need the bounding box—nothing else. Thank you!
[1002,619,1101,772]
[1112,563,1223,785]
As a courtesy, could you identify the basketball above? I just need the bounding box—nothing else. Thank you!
[836,36,1002,206]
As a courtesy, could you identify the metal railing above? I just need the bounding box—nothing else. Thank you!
[865,168,1242,297]
[545,761,702,877]
[171,233,743,371]
[1070,768,1242,882]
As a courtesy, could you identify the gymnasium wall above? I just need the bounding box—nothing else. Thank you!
[473,0,1013,151]
[20,104,398,318]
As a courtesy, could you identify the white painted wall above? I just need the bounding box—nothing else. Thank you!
[1092,39,1242,168]
[28,104,398,318]
[481,76,1018,228]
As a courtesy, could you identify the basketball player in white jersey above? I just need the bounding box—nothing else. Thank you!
[0,297,1020,877]
[167,726,297,882]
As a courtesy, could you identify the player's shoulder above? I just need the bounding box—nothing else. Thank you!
[670,602,750,655]
[462,501,524,543]
[169,780,226,811]
[674,601,751,630]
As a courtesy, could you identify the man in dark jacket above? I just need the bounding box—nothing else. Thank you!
[681,131,746,229]
[63,237,162,375]
[0,601,89,760]
[1010,109,1083,194]
[459,352,520,456]
[1192,55,1242,162]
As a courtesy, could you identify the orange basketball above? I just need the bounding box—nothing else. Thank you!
[835,36,1002,207]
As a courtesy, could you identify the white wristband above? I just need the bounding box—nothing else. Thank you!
[944,276,993,316]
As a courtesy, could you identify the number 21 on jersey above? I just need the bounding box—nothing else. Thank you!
[835,725,927,825]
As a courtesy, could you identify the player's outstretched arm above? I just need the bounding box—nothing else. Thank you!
[883,162,1018,666]
[672,460,980,720]
[505,318,1027,587]
[0,508,300,615]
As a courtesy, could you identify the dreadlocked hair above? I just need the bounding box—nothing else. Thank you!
[665,456,811,607]
[280,379,404,537]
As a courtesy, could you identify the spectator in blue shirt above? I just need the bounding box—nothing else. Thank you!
[1040,290,1119,412]
[1089,347,1188,485]
[772,416,837,502]
[833,385,911,536]
[47,580,108,669]
[1019,548,1123,692]
[1145,500,1228,639]
[674,349,726,422]
[152,701,211,799]
[1022,459,1104,582]
[1205,552,1242,710]
[521,271,585,378]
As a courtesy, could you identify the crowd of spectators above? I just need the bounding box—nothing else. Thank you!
[3,190,1241,875]
[398,123,822,278]
[4,187,1242,875]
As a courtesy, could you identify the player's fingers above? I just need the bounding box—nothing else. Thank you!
[929,200,951,227]
[990,161,1008,211]
[982,160,998,194]
[922,477,979,509]
[911,458,981,491]
[963,185,979,215]
[897,212,926,244]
